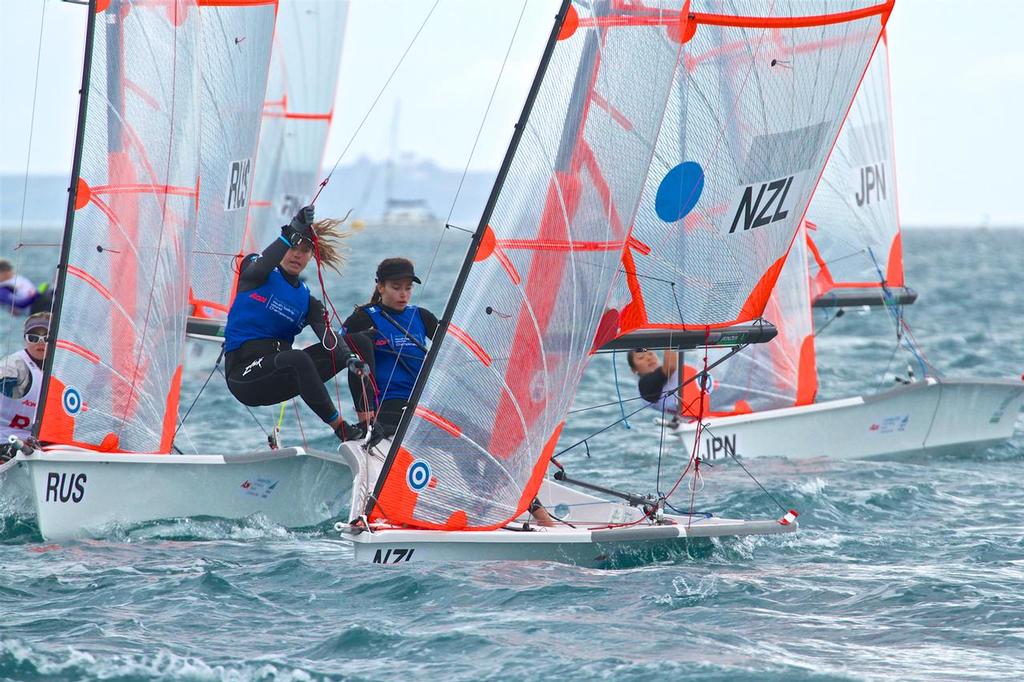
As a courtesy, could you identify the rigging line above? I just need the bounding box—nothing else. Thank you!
[875,338,901,391]
[216,366,271,438]
[4,0,49,355]
[313,0,441,202]
[697,420,790,516]
[867,246,928,377]
[445,0,529,226]
[610,350,631,429]
[172,347,224,444]
[812,306,845,337]
[554,344,747,458]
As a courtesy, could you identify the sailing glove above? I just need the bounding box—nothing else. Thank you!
[346,356,370,376]
[335,419,367,442]
[282,205,315,245]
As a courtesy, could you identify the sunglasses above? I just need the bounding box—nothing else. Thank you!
[24,333,48,344]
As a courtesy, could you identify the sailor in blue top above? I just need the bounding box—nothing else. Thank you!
[343,258,437,439]
[224,206,374,441]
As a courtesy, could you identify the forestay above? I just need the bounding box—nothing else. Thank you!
[805,32,902,299]
[613,0,892,333]
[368,1,890,532]
[246,0,349,250]
[189,2,277,320]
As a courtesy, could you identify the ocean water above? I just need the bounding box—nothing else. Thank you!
[0,226,1022,681]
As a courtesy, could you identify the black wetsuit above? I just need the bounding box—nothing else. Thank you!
[343,304,437,435]
[224,238,375,424]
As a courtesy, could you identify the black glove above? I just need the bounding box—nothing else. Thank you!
[282,205,315,245]
[335,419,367,442]
[346,356,370,376]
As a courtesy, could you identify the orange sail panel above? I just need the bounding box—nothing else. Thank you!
[38,0,202,452]
[805,32,903,298]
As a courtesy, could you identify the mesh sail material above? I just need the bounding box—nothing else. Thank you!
[614,0,890,333]
[189,3,276,318]
[371,3,686,530]
[679,222,815,418]
[38,0,202,453]
[805,33,901,298]
[246,0,349,250]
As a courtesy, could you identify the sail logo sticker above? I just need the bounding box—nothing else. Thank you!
[727,174,796,233]
[61,386,82,416]
[655,161,704,222]
[224,158,252,211]
[855,162,886,206]
[407,460,431,492]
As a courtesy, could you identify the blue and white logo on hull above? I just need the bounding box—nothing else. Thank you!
[407,459,431,492]
[62,386,82,416]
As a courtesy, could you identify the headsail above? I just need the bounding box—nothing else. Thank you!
[189,2,278,320]
[368,1,891,532]
[805,32,904,303]
[246,0,349,250]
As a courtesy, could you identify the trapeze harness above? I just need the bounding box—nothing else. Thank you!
[0,349,42,440]
[364,304,428,402]
[224,252,368,425]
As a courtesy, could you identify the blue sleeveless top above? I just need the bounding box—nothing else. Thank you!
[365,304,427,401]
[224,267,310,353]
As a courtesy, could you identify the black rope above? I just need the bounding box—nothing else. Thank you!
[697,420,790,516]
[172,346,224,446]
[554,345,746,458]
[214,366,271,438]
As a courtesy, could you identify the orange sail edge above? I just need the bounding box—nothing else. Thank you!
[369,424,565,532]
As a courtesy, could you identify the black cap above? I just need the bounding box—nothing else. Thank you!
[376,260,421,284]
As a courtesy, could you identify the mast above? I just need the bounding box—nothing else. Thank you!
[34,0,98,439]
[366,0,574,515]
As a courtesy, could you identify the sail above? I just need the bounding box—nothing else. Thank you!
[36,0,203,452]
[368,1,889,532]
[613,1,892,334]
[189,2,277,319]
[805,32,902,300]
[678,221,816,419]
[246,0,349,250]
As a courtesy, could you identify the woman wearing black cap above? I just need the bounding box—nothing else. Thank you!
[344,257,437,438]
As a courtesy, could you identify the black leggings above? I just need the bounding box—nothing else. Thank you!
[226,334,375,424]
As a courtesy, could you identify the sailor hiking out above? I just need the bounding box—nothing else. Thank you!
[224,206,374,441]
[627,349,681,418]
[344,258,437,438]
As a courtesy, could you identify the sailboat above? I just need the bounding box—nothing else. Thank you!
[4,0,353,541]
[669,33,1024,461]
[331,0,893,564]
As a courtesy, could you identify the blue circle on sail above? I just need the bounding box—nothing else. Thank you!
[655,161,704,222]
[407,459,431,492]
[62,386,82,415]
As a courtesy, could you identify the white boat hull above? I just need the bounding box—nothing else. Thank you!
[671,378,1024,461]
[19,446,352,541]
[338,443,796,566]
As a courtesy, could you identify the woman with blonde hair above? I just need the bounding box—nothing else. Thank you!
[223,206,373,441]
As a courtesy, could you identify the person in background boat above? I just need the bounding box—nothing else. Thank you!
[0,312,49,462]
[627,349,680,417]
[223,206,375,442]
[343,258,437,439]
[0,259,39,316]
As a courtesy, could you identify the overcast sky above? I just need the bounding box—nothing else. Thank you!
[1,0,1022,227]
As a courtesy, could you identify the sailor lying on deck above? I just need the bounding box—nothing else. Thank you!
[343,257,437,439]
[223,206,375,442]
[0,312,49,462]
[627,349,681,417]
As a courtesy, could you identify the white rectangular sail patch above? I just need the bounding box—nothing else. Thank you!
[224,158,253,211]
